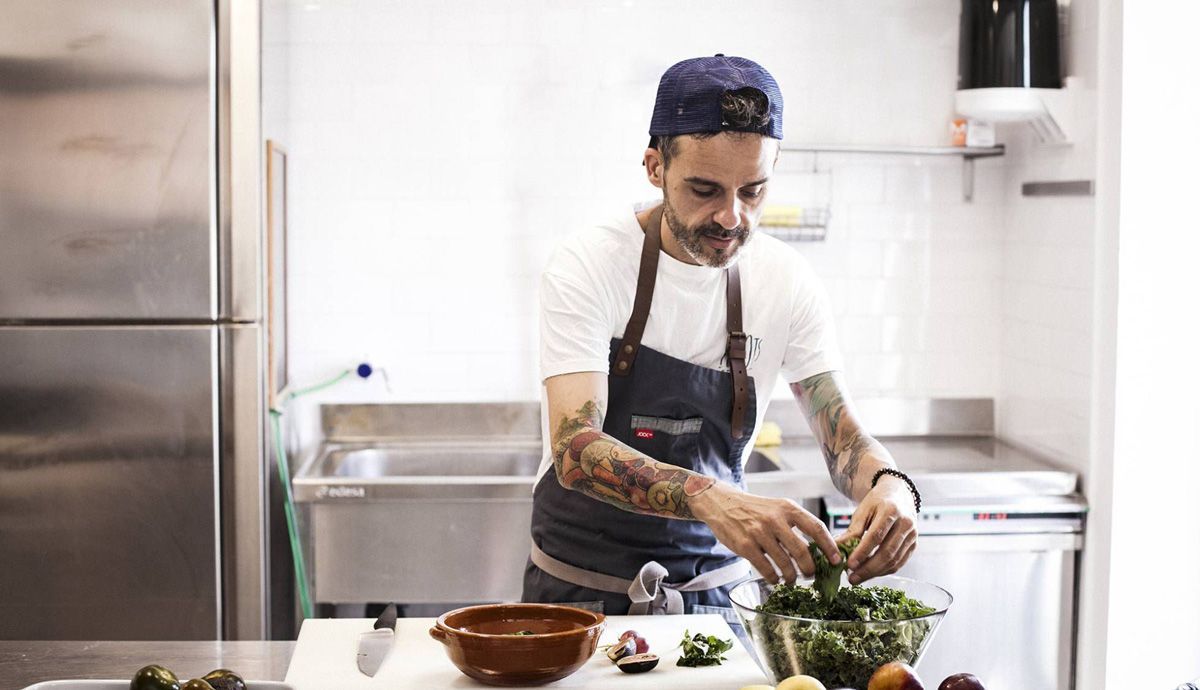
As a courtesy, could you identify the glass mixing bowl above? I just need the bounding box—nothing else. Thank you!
[729,575,952,690]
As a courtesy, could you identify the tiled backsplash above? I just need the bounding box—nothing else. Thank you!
[998,127,1097,473]
[995,0,1100,474]
[268,0,1094,470]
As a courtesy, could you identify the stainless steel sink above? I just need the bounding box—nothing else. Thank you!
[292,401,1079,614]
[331,444,544,478]
[292,440,822,606]
[743,449,782,473]
[320,443,779,480]
[293,442,797,499]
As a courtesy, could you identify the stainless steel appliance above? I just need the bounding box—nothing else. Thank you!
[0,0,268,639]
[825,489,1086,690]
[292,399,1083,638]
[292,403,821,610]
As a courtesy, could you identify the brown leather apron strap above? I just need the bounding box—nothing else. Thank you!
[613,204,749,440]
[726,265,749,440]
[613,205,663,376]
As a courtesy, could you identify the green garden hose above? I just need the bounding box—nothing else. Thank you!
[270,366,357,620]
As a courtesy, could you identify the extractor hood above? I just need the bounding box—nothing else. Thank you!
[955,0,1067,143]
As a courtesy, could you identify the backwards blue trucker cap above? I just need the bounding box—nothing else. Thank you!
[648,54,784,142]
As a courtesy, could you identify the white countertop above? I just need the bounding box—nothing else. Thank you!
[284,614,770,689]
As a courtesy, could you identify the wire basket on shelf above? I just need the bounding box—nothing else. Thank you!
[762,158,833,242]
[759,205,831,242]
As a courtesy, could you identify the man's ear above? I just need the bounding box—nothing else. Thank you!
[643,148,665,189]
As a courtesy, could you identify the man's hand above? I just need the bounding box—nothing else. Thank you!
[842,475,918,584]
[690,482,841,585]
[791,371,921,585]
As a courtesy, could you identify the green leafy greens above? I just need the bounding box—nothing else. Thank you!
[676,629,734,667]
[749,541,937,689]
[757,581,935,622]
[811,537,859,603]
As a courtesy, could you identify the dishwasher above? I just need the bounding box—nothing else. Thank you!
[823,490,1087,690]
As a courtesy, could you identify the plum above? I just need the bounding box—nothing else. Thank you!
[867,662,925,690]
[938,673,985,690]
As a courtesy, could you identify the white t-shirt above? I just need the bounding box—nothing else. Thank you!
[537,201,843,478]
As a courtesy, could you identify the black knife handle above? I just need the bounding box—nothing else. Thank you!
[375,603,398,631]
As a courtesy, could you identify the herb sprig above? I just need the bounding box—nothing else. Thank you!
[675,629,734,667]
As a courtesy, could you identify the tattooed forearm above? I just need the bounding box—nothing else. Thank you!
[790,372,895,500]
[551,399,603,464]
[551,400,715,519]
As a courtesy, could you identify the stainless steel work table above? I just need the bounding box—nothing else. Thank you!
[0,641,294,689]
[294,401,1080,608]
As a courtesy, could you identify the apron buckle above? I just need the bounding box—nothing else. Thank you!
[727,331,748,360]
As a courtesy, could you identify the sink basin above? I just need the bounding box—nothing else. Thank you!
[331,444,544,478]
[744,449,781,473]
[292,440,826,607]
[300,443,783,491]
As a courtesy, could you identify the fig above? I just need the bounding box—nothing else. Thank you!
[777,675,828,690]
[938,673,985,690]
[616,653,659,673]
[868,662,924,690]
[179,681,214,690]
[130,665,181,690]
[633,636,649,654]
[606,637,636,662]
[618,629,639,641]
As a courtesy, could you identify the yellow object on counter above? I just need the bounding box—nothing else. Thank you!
[759,205,804,227]
[755,420,783,447]
[776,675,828,690]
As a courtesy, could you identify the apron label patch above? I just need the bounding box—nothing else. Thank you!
[630,415,704,436]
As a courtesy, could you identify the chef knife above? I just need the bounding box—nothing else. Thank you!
[356,603,398,676]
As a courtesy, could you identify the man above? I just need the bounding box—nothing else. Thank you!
[522,55,921,619]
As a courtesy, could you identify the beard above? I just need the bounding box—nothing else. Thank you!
[662,196,754,269]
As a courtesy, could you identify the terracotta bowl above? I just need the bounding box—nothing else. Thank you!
[429,603,605,686]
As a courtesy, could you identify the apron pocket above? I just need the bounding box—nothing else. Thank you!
[629,415,703,467]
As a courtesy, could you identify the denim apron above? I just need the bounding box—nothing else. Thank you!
[523,205,758,627]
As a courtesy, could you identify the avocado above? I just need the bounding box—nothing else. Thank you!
[129,665,181,690]
[201,669,246,690]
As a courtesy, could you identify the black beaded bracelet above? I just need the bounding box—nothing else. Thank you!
[871,467,922,514]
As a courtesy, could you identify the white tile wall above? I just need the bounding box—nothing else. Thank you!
[263,0,290,143]
[274,0,1010,430]
[267,0,1124,673]
[994,0,1101,474]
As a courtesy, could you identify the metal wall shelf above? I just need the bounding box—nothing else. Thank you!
[781,143,1004,158]
[779,144,1006,201]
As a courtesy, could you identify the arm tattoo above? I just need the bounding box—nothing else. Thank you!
[551,399,714,519]
[791,372,893,498]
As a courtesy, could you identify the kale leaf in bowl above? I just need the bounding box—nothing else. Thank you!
[729,576,952,690]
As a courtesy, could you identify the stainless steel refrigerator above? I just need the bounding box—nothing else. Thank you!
[0,0,268,639]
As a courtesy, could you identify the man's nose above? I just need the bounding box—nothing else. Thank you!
[713,197,741,230]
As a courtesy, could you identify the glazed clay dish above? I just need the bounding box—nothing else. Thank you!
[429,603,606,686]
